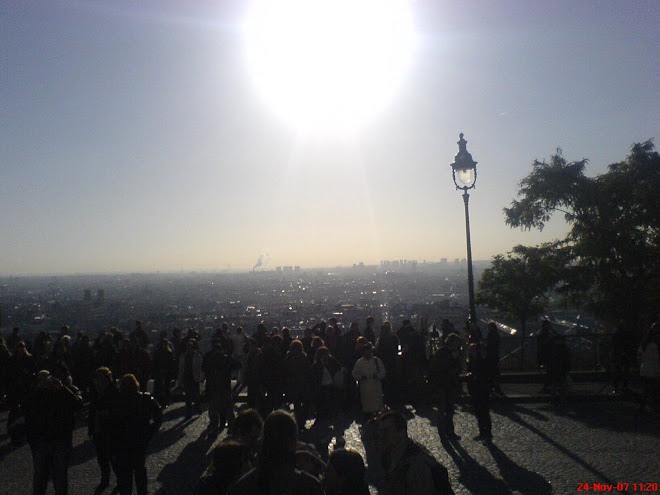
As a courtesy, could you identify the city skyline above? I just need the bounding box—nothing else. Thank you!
[2,1,659,276]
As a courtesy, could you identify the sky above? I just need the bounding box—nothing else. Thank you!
[1,0,658,275]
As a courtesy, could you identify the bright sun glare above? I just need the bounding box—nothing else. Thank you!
[243,0,416,134]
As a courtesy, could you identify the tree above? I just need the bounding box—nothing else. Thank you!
[476,243,566,341]
[504,140,660,329]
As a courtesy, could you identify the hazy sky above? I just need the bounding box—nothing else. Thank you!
[2,0,658,275]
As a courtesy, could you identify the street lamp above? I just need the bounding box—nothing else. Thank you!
[451,133,478,325]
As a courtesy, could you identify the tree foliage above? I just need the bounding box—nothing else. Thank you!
[476,243,567,336]
[503,140,660,324]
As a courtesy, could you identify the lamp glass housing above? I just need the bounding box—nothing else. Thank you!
[455,168,476,189]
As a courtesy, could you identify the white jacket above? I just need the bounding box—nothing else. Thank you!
[178,350,204,384]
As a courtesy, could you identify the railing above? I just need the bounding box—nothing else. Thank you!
[426,333,626,373]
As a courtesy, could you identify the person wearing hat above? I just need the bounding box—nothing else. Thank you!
[352,340,386,420]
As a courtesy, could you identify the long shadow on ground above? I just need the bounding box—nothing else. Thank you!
[495,404,623,488]
[442,438,511,495]
[486,442,552,495]
[154,427,216,495]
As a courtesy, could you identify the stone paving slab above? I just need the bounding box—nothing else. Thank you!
[1,399,658,495]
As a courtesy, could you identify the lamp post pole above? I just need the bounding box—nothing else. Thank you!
[462,190,477,324]
[451,133,478,325]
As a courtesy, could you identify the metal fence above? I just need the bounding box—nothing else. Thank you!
[426,333,631,373]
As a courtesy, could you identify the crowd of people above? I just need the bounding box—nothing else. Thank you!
[0,315,658,495]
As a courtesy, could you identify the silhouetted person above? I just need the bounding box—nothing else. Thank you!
[467,341,492,442]
[178,338,203,419]
[364,316,377,344]
[202,338,240,433]
[324,448,369,495]
[245,338,265,414]
[25,370,83,495]
[88,367,118,494]
[375,320,399,405]
[7,340,36,443]
[110,374,162,495]
[261,334,286,413]
[195,442,253,495]
[152,337,176,406]
[376,409,453,495]
[130,320,149,350]
[7,326,23,353]
[95,332,119,378]
[312,346,343,424]
[537,319,554,392]
[486,321,502,395]
[229,408,264,464]
[71,332,95,396]
[227,410,325,495]
[429,333,462,441]
[441,319,455,342]
[611,323,635,393]
[637,323,659,413]
[548,335,571,402]
[0,337,9,402]
[284,339,312,429]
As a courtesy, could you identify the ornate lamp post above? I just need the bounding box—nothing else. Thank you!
[451,133,478,324]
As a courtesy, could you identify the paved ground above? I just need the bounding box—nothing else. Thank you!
[1,396,658,495]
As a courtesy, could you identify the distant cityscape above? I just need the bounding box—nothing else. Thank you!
[0,259,493,340]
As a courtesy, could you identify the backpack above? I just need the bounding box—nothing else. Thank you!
[401,441,454,495]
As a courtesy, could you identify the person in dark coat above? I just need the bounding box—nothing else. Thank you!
[71,333,95,396]
[25,370,83,495]
[152,337,176,407]
[284,340,312,429]
[6,340,36,443]
[110,374,162,495]
[312,346,342,422]
[130,320,149,350]
[485,321,502,395]
[429,333,462,441]
[88,366,118,494]
[202,338,241,434]
[467,342,492,442]
[337,322,361,411]
[245,338,265,415]
[177,339,203,419]
[0,337,10,402]
[261,335,286,413]
[364,316,377,345]
[375,321,399,406]
[537,319,555,392]
[94,332,119,378]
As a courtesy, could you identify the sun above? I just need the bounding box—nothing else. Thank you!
[243,0,416,134]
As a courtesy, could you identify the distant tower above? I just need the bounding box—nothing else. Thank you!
[96,289,105,304]
[84,289,91,302]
